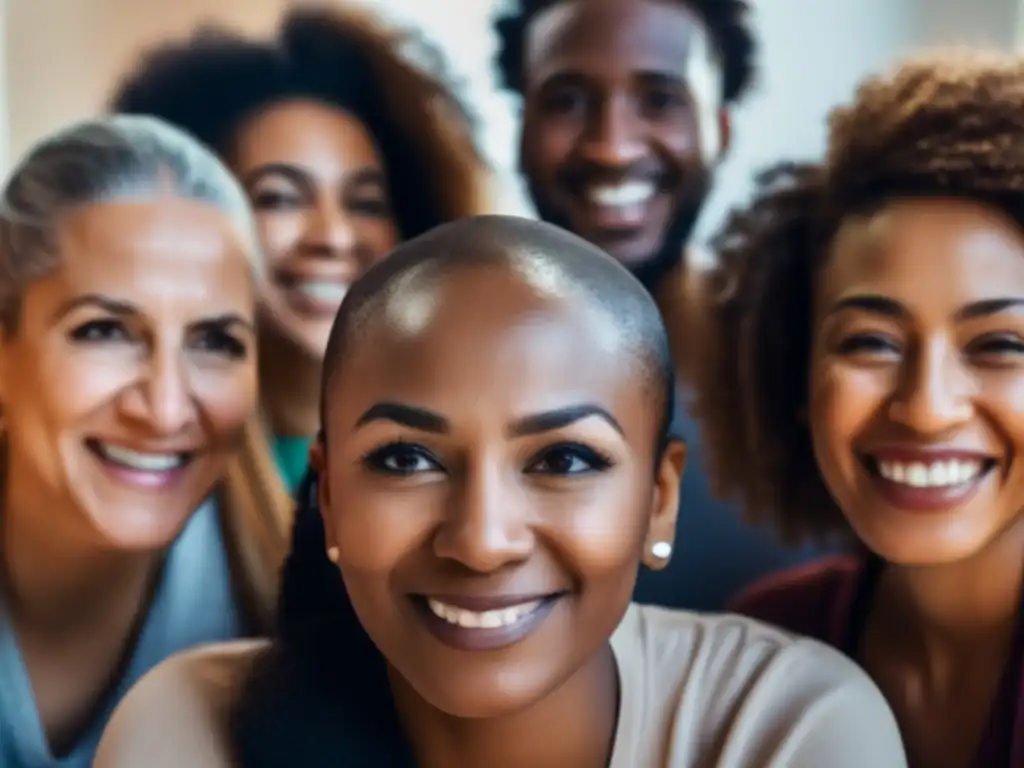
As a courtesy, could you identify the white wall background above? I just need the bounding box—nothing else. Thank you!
[0,0,1023,231]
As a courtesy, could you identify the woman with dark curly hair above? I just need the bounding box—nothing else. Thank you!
[109,4,492,495]
[696,52,1024,767]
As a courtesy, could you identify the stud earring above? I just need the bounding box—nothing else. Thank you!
[327,546,339,564]
[650,541,672,559]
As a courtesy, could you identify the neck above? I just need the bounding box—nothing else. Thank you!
[1,461,159,639]
[259,328,323,438]
[652,250,710,387]
[873,520,1024,684]
[395,643,619,768]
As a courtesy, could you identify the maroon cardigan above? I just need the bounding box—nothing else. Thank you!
[730,555,1024,767]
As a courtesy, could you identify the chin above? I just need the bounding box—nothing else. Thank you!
[415,677,550,720]
[855,520,1000,568]
[83,503,194,552]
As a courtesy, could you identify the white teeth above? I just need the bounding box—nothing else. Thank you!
[97,443,185,472]
[587,181,655,208]
[427,598,542,629]
[294,282,347,304]
[877,459,983,488]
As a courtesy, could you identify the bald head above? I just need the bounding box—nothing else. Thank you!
[319,215,674,431]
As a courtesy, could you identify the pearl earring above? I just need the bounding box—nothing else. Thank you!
[327,546,339,564]
[651,541,672,559]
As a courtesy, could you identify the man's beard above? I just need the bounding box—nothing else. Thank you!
[527,187,709,293]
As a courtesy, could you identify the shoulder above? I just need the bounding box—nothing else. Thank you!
[618,605,905,766]
[94,639,269,768]
[728,555,863,638]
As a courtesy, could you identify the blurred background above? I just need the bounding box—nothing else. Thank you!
[2,0,1023,240]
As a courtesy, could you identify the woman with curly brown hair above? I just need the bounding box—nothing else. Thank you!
[109,4,493,495]
[697,52,1024,767]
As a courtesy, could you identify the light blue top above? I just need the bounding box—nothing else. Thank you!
[0,498,242,767]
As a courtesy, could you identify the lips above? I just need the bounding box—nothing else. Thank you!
[87,439,193,472]
[411,592,565,652]
[578,180,658,229]
[862,446,997,512]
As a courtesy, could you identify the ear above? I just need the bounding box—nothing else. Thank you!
[642,438,687,571]
[308,440,333,545]
[716,108,732,161]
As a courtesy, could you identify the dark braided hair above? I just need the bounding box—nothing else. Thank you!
[493,0,757,104]
[694,51,1024,545]
[110,5,487,242]
[230,215,676,765]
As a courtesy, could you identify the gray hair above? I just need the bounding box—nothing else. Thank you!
[0,113,262,331]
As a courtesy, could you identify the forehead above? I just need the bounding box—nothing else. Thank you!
[525,0,714,83]
[330,267,654,432]
[49,198,253,312]
[819,198,1024,312]
[232,99,383,176]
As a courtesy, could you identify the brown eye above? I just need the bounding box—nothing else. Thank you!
[526,442,614,476]
[68,319,130,343]
[192,327,247,359]
[836,333,900,356]
[362,442,442,476]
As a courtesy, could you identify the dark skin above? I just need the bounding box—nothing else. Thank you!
[311,262,684,767]
[232,98,399,438]
[518,0,731,373]
[809,197,1024,767]
[0,197,255,753]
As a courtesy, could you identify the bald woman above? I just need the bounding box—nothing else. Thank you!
[96,216,905,767]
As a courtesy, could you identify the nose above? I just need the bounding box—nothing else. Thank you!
[432,462,534,573]
[888,338,974,435]
[119,348,195,435]
[302,200,356,257]
[580,95,646,168]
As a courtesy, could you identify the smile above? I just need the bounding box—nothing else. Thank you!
[864,450,997,512]
[586,181,656,208]
[289,281,347,304]
[876,458,984,487]
[87,439,193,488]
[413,593,563,652]
[427,597,543,629]
[577,180,659,231]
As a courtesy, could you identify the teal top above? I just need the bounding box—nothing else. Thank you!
[0,498,241,767]
[272,434,313,494]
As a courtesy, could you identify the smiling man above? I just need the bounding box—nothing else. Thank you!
[495,0,828,609]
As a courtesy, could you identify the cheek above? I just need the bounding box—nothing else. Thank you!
[358,219,400,259]
[329,478,438,574]
[255,212,304,266]
[522,115,576,179]
[190,364,258,445]
[17,348,138,430]
[983,374,1024,451]
[809,360,892,477]
[542,479,650,575]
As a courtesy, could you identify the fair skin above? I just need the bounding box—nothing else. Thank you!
[0,196,256,754]
[232,99,399,438]
[809,197,1024,767]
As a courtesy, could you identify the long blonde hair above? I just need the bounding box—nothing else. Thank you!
[0,114,290,631]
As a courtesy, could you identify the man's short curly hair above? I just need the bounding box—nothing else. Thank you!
[111,5,487,241]
[695,52,1024,544]
[493,0,756,104]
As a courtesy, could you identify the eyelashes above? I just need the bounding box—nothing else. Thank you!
[359,440,616,478]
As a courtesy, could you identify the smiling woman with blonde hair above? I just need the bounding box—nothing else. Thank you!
[0,114,287,768]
